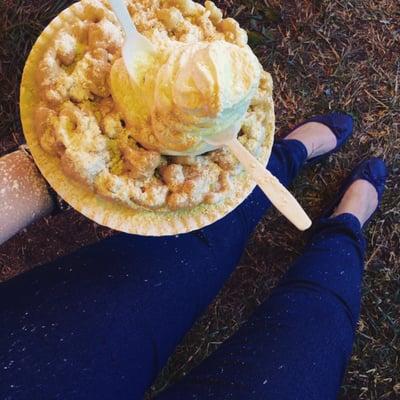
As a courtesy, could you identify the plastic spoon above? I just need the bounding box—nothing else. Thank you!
[107,0,311,230]
[108,0,154,84]
[204,122,312,231]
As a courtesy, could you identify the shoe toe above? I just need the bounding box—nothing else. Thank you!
[368,157,387,180]
[330,112,354,142]
[359,158,388,199]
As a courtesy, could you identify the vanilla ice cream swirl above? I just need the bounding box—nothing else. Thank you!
[111,40,262,155]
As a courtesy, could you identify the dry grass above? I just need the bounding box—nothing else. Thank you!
[1,1,399,399]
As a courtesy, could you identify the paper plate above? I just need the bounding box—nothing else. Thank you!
[20,1,275,236]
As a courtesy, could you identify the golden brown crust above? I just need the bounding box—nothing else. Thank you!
[20,0,275,236]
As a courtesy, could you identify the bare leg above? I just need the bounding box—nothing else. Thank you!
[285,122,337,159]
[332,180,378,226]
[0,150,54,245]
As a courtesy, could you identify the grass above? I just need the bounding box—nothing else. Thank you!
[1,0,399,399]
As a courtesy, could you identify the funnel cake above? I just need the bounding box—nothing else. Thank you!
[20,0,275,236]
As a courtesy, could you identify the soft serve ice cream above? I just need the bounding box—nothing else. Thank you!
[110,40,262,155]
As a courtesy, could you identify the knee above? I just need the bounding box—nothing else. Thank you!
[266,286,356,347]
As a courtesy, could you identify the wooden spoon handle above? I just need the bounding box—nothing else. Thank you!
[227,138,312,231]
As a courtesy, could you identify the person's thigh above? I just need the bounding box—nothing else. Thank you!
[157,214,365,400]
[0,140,307,399]
[0,211,249,400]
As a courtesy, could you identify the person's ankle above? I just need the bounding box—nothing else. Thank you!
[330,180,379,227]
[284,122,337,160]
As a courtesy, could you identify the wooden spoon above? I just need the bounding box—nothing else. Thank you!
[204,122,312,231]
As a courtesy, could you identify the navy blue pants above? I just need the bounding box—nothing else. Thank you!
[0,140,366,400]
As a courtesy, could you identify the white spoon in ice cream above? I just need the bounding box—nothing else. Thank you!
[204,122,312,231]
[108,0,154,84]
[108,0,311,231]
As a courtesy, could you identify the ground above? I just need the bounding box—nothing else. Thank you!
[0,0,399,398]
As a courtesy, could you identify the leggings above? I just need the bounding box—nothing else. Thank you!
[0,140,366,400]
